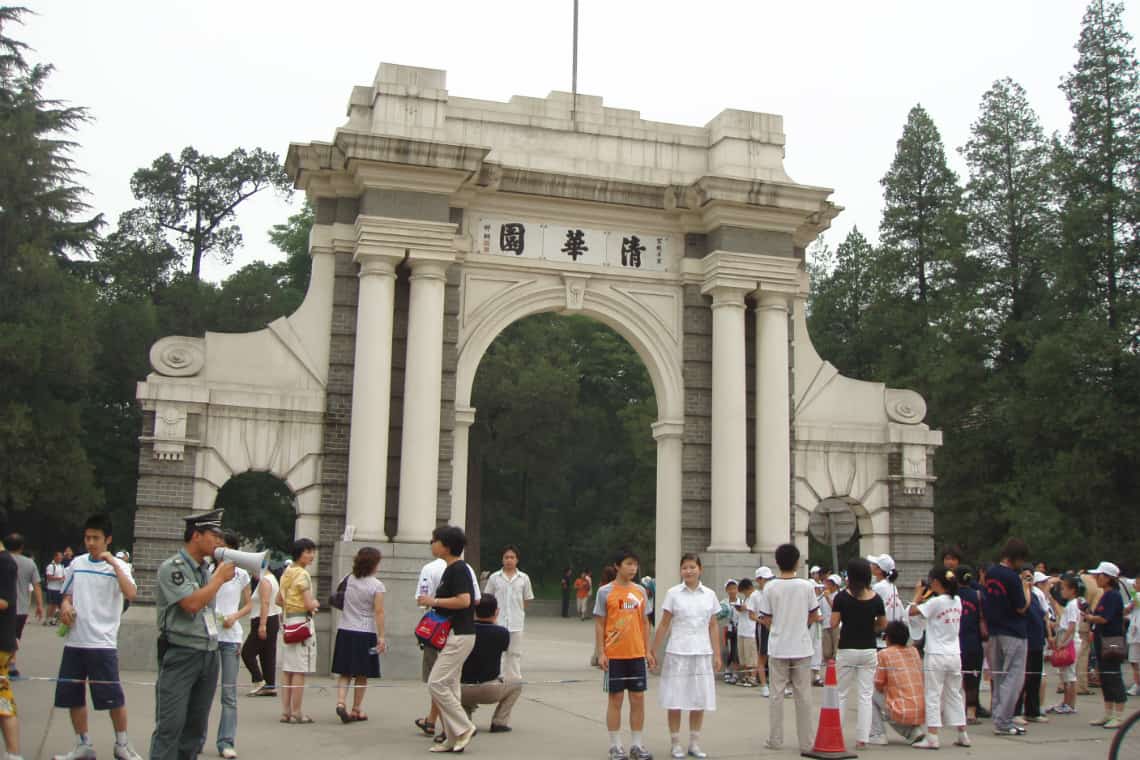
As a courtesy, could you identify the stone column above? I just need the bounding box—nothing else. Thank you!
[450,406,476,533]
[395,253,454,542]
[755,290,791,553]
[703,284,751,552]
[653,419,684,592]
[344,250,402,541]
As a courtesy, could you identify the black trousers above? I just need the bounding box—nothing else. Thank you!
[962,648,982,710]
[241,614,279,687]
[561,590,570,617]
[1096,638,1127,704]
[1015,648,1044,717]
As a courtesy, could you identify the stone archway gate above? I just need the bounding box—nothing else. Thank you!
[130,64,941,676]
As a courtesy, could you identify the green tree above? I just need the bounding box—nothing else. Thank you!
[960,77,1054,368]
[267,202,313,293]
[879,104,968,310]
[806,227,879,381]
[0,7,102,533]
[470,314,657,587]
[129,146,292,280]
[0,7,101,269]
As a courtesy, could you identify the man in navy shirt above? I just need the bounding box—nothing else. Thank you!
[983,539,1032,736]
[459,593,521,732]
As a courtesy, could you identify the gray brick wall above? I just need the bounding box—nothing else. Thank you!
[316,249,359,598]
[133,411,198,602]
[681,284,712,553]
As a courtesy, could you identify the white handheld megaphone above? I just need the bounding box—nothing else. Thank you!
[214,547,269,575]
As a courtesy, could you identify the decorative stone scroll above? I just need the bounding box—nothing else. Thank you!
[150,336,206,377]
[885,388,927,425]
[153,401,189,461]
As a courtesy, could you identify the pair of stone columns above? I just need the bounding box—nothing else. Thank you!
[344,244,452,544]
[704,285,792,556]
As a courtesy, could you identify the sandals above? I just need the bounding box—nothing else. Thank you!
[295,714,314,724]
[350,709,368,722]
[336,704,352,724]
[415,718,436,736]
[280,714,293,724]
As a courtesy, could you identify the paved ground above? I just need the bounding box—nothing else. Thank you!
[10,617,1130,759]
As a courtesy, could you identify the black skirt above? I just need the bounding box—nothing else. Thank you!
[331,629,381,678]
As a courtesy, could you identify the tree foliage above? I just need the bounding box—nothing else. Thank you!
[129,146,292,280]
[807,0,1140,569]
[0,7,102,537]
[470,314,657,585]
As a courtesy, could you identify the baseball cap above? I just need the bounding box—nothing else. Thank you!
[868,554,896,574]
[755,566,774,580]
[828,574,843,586]
[810,565,821,575]
[1092,561,1120,578]
[1032,571,1049,584]
[724,579,738,589]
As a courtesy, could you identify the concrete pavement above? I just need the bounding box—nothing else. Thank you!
[9,616,1125,759]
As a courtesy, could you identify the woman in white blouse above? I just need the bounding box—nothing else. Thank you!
[651,553,722,759]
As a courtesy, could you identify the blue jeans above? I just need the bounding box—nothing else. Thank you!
[217,642,240,751]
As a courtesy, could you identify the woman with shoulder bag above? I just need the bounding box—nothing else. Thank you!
[1085,561,1126,729]
[332,546,386,723]
[278,538,320,724]
[416,526,478,753]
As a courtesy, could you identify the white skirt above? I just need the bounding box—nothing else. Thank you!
[658,653,717,711]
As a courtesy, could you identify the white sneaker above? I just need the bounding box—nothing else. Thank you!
[114,742,145,760]
[760,685,770,697]
[53,743,96,760]
[220,749,239,759]
[246,681,264,696]
[688,744,708,758]
[868,734,889,745]
[1128,684,1140,697]
[671,743,685,759]
[954,731,971,748]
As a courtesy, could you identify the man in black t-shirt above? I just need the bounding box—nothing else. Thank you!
[460,593,522,732]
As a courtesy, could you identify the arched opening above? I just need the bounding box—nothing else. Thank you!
[213,471,298,559]
[466,313,658,596]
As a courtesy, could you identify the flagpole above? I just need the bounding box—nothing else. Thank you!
[571,0,579,129]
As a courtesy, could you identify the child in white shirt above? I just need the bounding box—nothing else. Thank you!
[908,566,970,749]
[1048,576,1082,713]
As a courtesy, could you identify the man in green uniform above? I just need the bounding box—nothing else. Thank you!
[148,510,235,760]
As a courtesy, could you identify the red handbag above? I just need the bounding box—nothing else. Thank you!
[1049,640,1076,668]
[414,611,451,650]
[282,618,312,644]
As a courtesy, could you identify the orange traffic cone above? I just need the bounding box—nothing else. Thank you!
[802,659,856,759]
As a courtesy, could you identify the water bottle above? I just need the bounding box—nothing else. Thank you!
[57,621,70,638]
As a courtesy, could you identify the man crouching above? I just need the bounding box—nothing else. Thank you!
[460,593,521,733]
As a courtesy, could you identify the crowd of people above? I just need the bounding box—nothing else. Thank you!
[715,539,1139,753]
[0,517,1136,759]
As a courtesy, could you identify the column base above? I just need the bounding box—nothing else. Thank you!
[706,543,751,553]
[701,551,778,587]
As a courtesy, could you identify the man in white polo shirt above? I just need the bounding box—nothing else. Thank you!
[51,514,143,760]
[483,545,534,683]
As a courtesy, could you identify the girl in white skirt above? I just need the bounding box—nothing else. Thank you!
[651,553,722,759]
[908,566,971,749]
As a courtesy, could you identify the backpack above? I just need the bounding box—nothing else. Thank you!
[329,575,349,611]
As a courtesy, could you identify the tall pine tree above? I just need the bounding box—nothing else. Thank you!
[0,7,103,532]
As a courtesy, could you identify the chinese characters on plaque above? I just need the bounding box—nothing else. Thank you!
[479,219,671,272]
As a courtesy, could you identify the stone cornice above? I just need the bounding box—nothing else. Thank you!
[699,250,802,295]
[355,215,457,258]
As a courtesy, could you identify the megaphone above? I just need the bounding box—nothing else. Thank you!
[214,547,269,575]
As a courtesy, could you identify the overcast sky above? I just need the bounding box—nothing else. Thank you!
[20,0,1140,282]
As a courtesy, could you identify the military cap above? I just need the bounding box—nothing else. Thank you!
[183,509,224,534]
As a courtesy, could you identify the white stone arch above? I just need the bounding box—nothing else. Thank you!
[455,277,684,419]
[451,267,686,587]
